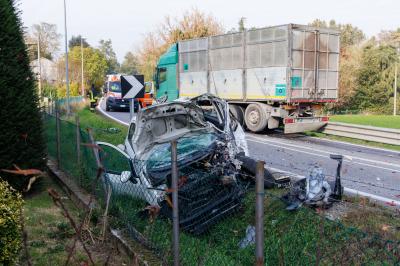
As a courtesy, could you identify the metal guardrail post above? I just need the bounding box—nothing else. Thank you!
[75,116,81,184]
[55,102,61,169]
[255,160,265,266]
[171,140,179,266]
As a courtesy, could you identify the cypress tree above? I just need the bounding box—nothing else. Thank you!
[0,0,46,189]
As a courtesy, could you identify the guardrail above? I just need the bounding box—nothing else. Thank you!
[322,122,400,145]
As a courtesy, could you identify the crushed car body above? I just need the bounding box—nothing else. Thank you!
[97,94,283,234]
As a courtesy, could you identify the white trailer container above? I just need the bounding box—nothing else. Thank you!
[155,24,340,133]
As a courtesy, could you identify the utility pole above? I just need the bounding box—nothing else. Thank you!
[81,37,84,96]
[37,34,42,101]
[395,46,399,116]
[395,62,398,116]
[63,0,70,115]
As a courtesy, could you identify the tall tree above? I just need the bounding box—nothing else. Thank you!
[0,0,46,189]
[309,19,365,48]
[68,35,90,49]
[120,52,139,75]
[98,39,119,74]
[137,8,224,80]
[29,22,61,60]
[238,17,246,32]
[56,46,108,93]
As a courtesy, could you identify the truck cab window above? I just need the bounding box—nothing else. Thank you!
[158,67,167,83]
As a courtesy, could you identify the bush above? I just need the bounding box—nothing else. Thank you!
[0,0,46,190]
[0,179,23,264]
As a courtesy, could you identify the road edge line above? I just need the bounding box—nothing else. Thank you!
[96,98,129,127]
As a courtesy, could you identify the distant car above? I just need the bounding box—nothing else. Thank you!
[96,94,283,234]
[105,76,139,112]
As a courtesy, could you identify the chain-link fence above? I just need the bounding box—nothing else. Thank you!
[42,107,400,265]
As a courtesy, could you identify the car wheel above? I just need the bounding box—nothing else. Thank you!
[106,104,110,111]
[244,103,270,132]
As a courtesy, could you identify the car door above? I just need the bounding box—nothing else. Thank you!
[96,141,144,199]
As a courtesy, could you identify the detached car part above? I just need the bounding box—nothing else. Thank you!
[282,154,343,211]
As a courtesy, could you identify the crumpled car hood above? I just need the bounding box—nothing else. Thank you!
[130,101,215,158]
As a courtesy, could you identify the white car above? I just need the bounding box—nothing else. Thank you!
[97,94,276,234]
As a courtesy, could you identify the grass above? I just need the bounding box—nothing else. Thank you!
[330,115,400,129]
[44,108,400,265]
[19,173,134,265]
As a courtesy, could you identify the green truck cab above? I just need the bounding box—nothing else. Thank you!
[154,44,179,101]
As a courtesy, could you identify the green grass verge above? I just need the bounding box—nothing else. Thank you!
[330,115,400,129]
[20,177,88,265]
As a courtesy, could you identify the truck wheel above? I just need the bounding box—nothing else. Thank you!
[244,103,269,132]
[229,105,245,128]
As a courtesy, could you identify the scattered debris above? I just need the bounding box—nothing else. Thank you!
[282,154,344,211]
[238,225,256,249]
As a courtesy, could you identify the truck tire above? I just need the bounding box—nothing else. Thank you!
[244,103,270,132]
[229,105,245,128]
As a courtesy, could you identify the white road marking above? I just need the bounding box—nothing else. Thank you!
[97,98,129,126]
[248,135,400,171]
[309,136,400,155]
[248,137,400,173]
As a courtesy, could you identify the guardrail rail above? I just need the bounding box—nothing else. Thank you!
[322,122,400,145]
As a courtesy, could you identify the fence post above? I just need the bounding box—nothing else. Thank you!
[255,161,265,266]
[75,115,81,184]
[55,101,61,169]
[171,140,179,266]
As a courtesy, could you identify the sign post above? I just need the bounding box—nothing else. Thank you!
[121,75,144,121]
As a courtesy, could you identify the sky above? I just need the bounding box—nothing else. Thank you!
[19,0,400,62]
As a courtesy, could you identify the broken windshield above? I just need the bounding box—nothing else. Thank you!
[146,132,218,171]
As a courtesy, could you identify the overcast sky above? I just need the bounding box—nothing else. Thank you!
[19,0,399,62]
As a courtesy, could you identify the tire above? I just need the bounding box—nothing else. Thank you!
[244,103,270,132]
[106,104,110,112]
[229,104,245,128]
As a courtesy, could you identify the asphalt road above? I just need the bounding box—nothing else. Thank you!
[98,99,400,205]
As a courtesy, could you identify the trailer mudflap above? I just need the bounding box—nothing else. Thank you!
[284,117,329,134]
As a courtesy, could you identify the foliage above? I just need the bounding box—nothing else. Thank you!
[330,115,400,129]
[98,39,119,74]
[56,46,108,91]
[136,8,224,80]
[68,35,90,49]
[0,179,23,265]
[0,0,46,190]
[351,43,398,111]
[309,19,365,48]
[28,22,61,60]
[120,52,139,75]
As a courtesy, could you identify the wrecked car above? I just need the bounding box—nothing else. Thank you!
[97,94,282,234]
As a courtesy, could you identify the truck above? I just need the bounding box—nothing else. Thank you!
[153,24,340,133]
[104,74,153,112]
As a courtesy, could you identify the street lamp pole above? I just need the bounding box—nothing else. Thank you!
[395,62,398,116]
[37,34,42,100]
[63,0,70,115]
[395,46,399,116]
[81,37,84,96]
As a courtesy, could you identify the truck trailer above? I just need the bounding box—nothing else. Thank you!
[154,24,340,133]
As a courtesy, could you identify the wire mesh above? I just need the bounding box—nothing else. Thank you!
[42,111,400,265]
